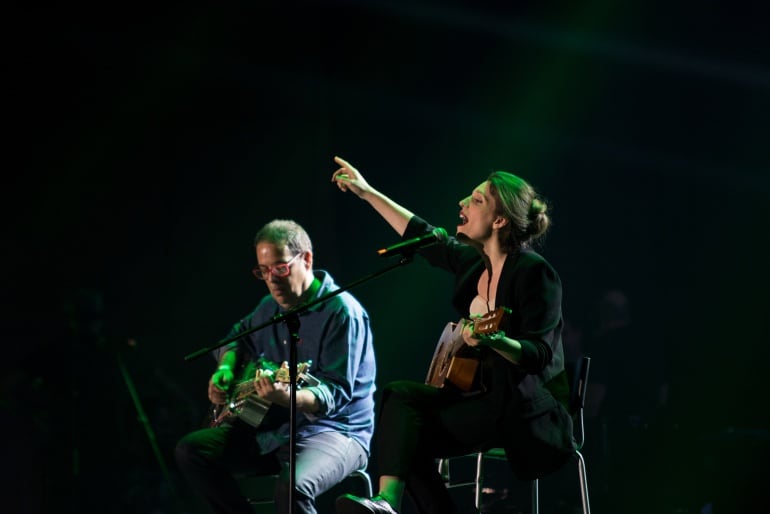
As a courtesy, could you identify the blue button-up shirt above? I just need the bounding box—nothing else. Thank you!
[214,270,376,454]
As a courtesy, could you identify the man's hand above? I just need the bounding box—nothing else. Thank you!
[208,366,234,405]
[254,374,290,407]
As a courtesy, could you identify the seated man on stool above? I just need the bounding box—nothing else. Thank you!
[176,219,377,514]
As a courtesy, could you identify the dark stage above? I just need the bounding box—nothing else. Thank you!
[4,1,768,513]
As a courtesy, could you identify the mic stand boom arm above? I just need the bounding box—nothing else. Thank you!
[183,254,416,514]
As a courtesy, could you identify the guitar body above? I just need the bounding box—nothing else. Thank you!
[425,322,480,391]
[230,394,273,428]
[425,307,508,392]
[208,359,316,429]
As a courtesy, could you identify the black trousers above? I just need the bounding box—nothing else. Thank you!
[175,420,281,514]
[376,380,508,514]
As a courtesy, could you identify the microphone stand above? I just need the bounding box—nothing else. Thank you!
[184,253,416,514]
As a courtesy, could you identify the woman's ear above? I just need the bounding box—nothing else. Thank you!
[493,216,509,229]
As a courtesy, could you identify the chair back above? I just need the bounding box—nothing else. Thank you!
[566,355,591,450]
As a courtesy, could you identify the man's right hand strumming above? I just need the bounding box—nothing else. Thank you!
[208,366,234,405]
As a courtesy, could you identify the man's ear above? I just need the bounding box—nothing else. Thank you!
[303,250,314,268]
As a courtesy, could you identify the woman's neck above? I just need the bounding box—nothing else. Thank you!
[481,238,507,273]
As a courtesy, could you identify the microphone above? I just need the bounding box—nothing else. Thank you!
[377,227,448,257]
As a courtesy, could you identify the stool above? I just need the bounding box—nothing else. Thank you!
[240,466,373,509]
[439,356,592,513]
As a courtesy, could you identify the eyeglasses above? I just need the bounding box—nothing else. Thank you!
[252,253,303,280]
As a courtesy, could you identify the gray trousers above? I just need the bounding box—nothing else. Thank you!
[175,420,367,514]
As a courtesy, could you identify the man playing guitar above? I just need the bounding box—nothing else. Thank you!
[176,219,377,514]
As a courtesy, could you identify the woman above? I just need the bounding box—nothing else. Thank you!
[331,156,574,514]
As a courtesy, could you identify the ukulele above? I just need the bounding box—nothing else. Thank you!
[208,358,318,429]
[425,307,508,392]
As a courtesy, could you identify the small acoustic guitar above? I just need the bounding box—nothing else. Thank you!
[208,359,318,429]
[425,307,508,392]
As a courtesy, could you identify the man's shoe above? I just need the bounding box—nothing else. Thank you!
[335,494,399,514]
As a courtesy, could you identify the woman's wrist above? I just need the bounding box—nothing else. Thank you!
[480,331,506,344]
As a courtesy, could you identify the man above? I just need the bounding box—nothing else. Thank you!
[176,219,376,514]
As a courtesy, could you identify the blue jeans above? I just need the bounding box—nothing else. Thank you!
[175,420,368,514]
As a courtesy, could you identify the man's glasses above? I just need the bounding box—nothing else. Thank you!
[252,252,303,280]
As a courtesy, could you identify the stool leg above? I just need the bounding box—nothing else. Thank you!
[576,451,590,514]
[474,452,484,512]
[531,479,539,514]
[352,470,373,498]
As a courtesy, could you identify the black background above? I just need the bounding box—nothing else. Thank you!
[4,1,769,513]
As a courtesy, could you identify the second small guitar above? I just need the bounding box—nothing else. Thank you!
[425,307,508,392]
